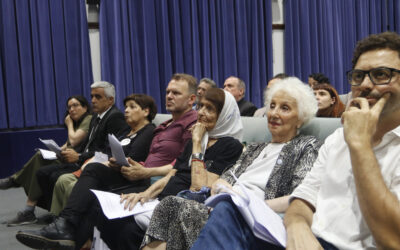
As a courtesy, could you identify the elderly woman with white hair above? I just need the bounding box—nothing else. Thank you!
[142,77,322,250]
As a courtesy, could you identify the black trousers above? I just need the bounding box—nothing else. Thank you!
[36,163,80,210]
[59,162,150,231]
[87,202,145,250]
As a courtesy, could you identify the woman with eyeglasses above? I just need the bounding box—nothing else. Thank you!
[0,95,92,226]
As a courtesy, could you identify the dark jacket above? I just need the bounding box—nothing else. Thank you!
[237,98,257,116]
[78,105,130,163]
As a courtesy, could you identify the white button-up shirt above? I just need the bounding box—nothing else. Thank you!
[291,127,400,250]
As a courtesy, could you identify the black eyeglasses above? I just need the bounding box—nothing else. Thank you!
[347,67,400,86]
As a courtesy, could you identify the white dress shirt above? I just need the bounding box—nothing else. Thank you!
[291,127,400,250]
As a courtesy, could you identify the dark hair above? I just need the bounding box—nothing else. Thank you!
[203,88,225,117]
[171,73,198,95]
[273,73,289,79]
[65,95,91,128]
[309,73,330,84]
[123,94,157,122]
[352,32,400,68]
[313,84,345,118]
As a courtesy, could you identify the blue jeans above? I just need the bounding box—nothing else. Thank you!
[191,200,339,250]
[191,200,284,250]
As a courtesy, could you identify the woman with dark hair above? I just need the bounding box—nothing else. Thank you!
[48,93,158,216]
[83,88,244,250]
[313,83,345,117]
[63,95,92,150]
[1,95,92,226]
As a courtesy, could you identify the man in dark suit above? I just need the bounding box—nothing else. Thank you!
[35,81,130,209]
[4,81,129,226]
[223,76,257,116]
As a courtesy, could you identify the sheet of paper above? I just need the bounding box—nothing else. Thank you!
[92,151,109,163]
[81,152,109,169]
[108,134,129,166]
[205,172,287,247]
[91,189,159,220]
[38,148,57,160]
[39,138,62,155]
[236,181,287,247]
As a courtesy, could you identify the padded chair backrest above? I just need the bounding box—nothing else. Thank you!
[300,117,341,141]
[241,117,270,144]
[152,114,342,144]
[241,116,341,144]
[153,114,172,126]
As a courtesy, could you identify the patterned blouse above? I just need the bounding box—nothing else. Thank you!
[142,134,322,250]
[221,134,322,200]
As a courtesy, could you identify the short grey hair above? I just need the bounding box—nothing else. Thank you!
[199,78,217,88]
[237,77,246,93]
[90,81,115,99]
[265,77,318,127]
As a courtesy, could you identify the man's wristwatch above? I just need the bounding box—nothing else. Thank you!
[191,153,204,161]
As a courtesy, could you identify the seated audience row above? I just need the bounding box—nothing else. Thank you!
[193,31,400,250]
[3,31,399,250]
[141,77,321,250]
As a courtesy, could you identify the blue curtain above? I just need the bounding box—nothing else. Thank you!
[388,0,400,32]
[99,0,273,112]
[285,0,393,94]
[0,0,93,129]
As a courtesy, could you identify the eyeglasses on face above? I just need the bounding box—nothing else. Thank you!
[346,67,400,86]
[67,103,81,110]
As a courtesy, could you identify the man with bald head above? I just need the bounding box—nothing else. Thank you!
[223,76,257,116]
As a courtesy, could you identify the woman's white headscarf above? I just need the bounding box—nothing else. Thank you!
[200,90,243,155]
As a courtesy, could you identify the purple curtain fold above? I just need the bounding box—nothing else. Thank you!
[0,0,93,129]
[285,0,392,94]
[99,0,273,112]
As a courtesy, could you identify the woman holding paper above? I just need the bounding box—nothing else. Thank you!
[88,88,243,250]
[48,94,157,217]
[141,77,322,250]
[1,95,92,226]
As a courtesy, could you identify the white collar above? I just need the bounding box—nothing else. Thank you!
[97,106,113,120]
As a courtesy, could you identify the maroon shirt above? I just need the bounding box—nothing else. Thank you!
[144,110,197,168]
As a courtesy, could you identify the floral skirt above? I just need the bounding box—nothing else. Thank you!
[141,196,209,250]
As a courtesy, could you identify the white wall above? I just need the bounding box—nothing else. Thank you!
[86,4,101,82]
[89,30,101,82]
[271,0,285,76]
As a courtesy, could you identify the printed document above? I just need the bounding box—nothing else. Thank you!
[39,138,62,155]
[38,149,57,160]
[108,134,129,166]
[91,189,159,219]
[205,172,287,247]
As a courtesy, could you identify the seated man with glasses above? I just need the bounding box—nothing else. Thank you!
[284,32,400,249]
[193,32,400,250]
